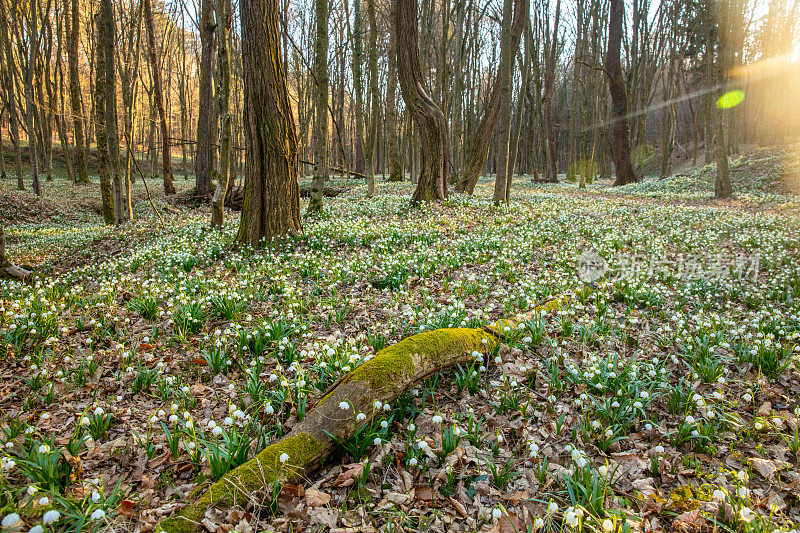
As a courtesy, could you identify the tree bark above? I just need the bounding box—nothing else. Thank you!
[0,223,31,281]
[711,0,731,198]
[235,0,302,247]
[0,12,23,190]
[94,7,116,224]
[492,0,517,205]
[211,0,232,227]
[454,0,526,195]
[25,0,42,196]
[385,2,402,182]
[143,0,176,195]
[607,0,638,186]
[196,0,216,198]
[307,0,329,212]
[395,0,452,204]
[365,0,379,197]
[543,0,561,183]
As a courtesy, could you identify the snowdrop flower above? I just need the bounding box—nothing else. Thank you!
[432,414,443,424]
[492,508,502,519]
[548,501,559,513]
[564,508,580,527]
[356,412,367,422]
[42,510,60,524]
[90,509,106,520]
[38,444,50,454]
[417,440,428,450]
[339,402,349,411]
[380,420,388,429]
[279,453,289,463]
[409,457,418,466]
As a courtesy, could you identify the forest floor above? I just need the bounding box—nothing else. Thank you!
[1,143,800,533]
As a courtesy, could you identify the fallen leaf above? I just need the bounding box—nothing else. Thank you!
[118,499,136,519]
[413,484,435,503]
[305,488,332,507]
[748,457,777,480]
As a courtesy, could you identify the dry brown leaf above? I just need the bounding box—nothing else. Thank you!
[118,499,136,519]
[413,484,436,503]
[332,462,365,488]
[305,488,332,507]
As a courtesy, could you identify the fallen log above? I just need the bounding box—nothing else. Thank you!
[155,293,573,533]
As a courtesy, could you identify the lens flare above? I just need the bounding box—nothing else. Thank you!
[716,90,745,109]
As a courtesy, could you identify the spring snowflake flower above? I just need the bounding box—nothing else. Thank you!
[90,509,106,520]
[339,402,350,411]
[432,414,443,424]
[409,457,418,466]
[38,444,50,454]
[279,453,289,463]
[2,513,21,528]
[356,412,367,422]
[739,507,756,523]
[492,508,502,519]
[602,519,614,532]
[42,510,60,524]
[548,501,559,514]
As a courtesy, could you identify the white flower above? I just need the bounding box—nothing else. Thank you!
[265,404,274,415]
[409,457,418,466]
[279,453,289,463]
[548,501,559,513]
[373,437,382,445]
[38,496,49,506]
[417,440,428,450]
[373,401,383,410]
[736,470,749,483]
[738,507,756,523]
[42,510,60,524]
[38,444,51,454]
[356,412,367,422]
[2,513,21,528]
[432,414,443,424]
[90,509,106,520]
[602,519,614,532]
[339,402,349,411]
[492,508,502,519]
[564,508,579,527]
[29,526,45,533]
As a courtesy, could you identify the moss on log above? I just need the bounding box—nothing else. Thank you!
[156,293,574,532]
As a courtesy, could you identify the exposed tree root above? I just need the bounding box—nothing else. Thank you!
[155,293,575,533]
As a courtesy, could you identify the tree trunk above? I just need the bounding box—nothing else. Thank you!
[94,8,116,224]
[543,0,560,183]
[385,2,402,182]
[492,0,517,205]
[25,0,42,196]
[454,0,526,195]
[196,0,216,198]
[0,223,31,281]
[349,0,365,175]
[607,0,638,186]
[0,14,24,190]
[711,0,731,199]
[211,0,232,227]
[235,0,302,247]
[365,0,379,197]
[395,0,452,204]
[307,0,329,212]
[143,0,176,195]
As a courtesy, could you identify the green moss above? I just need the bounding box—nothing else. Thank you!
[156,433,325,533]
[344,328,495,393]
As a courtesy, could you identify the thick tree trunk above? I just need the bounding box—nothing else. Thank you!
[307,0,329,212]
[143,0,176,195]
[492,0,517,205]
[94,9,116,224]
[607,0,638,186]
[25,0,42,196]
[365,0,379,197]
[350,0,365,175]
[543,0,561,183]
[211,0,232,227]
[454,0,526,195]
[235,0,302,247]
[395,0,452,204]
[196,0,216,198]
[711,0,732,199]
[385,3,403,182]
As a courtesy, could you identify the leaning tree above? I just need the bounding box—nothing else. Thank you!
[395,0,452,204]
[235,0,302,247]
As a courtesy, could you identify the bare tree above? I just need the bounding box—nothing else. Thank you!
[307,0,329,212]
[607,0,638,185]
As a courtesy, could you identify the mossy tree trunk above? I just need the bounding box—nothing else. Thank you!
[395,0,452,204]
[235,0,302,248]
[155,294,571,533]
